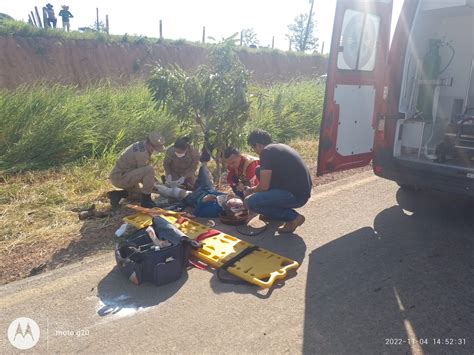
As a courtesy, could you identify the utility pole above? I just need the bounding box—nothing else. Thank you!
[202,26,206,44]
[96,8,99,31]
[272,36,274,49]
[159,20,163,39]
[302,0,315,52]
[105,15,109,34]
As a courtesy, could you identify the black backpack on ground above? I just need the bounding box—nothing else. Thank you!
[115,216,199,286]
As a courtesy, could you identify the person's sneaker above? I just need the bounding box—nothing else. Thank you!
[140,194,156,208]
[278,214,305,234]
[107,190,128,209]
[258,214,272,223]
[199,143,211,163]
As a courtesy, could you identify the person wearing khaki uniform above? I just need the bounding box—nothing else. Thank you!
[107,132,164,208]
[163,137,200,190]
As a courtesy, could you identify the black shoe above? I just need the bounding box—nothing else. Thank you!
[140,194,156,208]
[200,143,212,163]
[107,190,128,209]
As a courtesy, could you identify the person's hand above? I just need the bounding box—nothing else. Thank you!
[177,176,185,185]
[236,182,245,192]
[243,186,253,197]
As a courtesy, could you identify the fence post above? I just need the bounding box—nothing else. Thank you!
[34,6,43,28]
[202,26,205,43]
[30,11,38,27]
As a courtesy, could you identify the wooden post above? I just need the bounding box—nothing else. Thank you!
[272,36,274,49]
[34,6,43,28]
[96,8,99,31]
[105,14,109,34]
[159,20,163,39]
[30,11,38,27]
[42,7,49,29]
[202,26,205,44]
[321,41,325,54]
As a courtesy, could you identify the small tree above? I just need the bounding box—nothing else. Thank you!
[287,13,319,52]
[241,28,259,47]
[147,36,250,183]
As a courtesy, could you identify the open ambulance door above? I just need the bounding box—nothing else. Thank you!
[317,0,393,176]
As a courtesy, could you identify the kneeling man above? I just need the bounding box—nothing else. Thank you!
[108,132,164,209]
[244,129,312,233]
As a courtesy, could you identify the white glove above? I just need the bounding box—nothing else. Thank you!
[177,176,185,185]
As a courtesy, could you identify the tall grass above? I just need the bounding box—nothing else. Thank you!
[0,80,323,171]
[247,80,324,143]
[0,82,177,171]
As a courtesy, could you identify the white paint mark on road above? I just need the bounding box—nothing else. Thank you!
[393,287,406,312]
[404,319,424,355]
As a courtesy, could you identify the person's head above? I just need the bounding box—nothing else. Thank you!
[247,129,272,155]
[223,147,241,170]
[174,136,191,158]
[146,132,165,152]
[62,5,69,9]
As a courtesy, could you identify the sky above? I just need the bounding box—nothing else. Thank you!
[0,0,403,53]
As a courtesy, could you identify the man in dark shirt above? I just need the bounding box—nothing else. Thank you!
[244,129,312,233]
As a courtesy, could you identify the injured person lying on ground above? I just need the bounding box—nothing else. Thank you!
[154,164,248,221]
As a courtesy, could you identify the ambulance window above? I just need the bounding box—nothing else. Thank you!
[337,9,380,71]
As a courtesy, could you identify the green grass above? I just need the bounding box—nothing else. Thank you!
[0,80,323,172]
[247,80,325,143]
[0,82,177,172]
[0,19,325,59]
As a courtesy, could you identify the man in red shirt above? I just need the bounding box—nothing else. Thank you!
[224,147,259,199]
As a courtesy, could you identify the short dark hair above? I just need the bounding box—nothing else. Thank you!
[247,129,272,147]
[223,147,240,159]
[174,136,191,150]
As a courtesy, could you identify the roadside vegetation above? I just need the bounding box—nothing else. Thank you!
[0,19,320,58]
[0,32,325,284]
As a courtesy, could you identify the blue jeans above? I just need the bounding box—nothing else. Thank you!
[183,166,215,207]
[245,189,307,221]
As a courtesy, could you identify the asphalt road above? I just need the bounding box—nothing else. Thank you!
[1,170,473,354]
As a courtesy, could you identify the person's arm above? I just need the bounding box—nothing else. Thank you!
[135,151,150,168]
[246,160,259,187]
[246,170,271,194]
[163,148,172,176]
[183,149,200,178]
[68,11,73,18]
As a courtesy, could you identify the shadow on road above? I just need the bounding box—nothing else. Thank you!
[303,188,474,354]
[96,267,188,317]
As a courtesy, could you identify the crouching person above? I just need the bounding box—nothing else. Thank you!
[107,132,165,209]
[244,129,312,234]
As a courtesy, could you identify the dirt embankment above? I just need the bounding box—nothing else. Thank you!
[0,35,327,89]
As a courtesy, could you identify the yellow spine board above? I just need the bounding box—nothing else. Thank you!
[123,212,299,288]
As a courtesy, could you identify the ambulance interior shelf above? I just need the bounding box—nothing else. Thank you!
[395,2,474,169]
